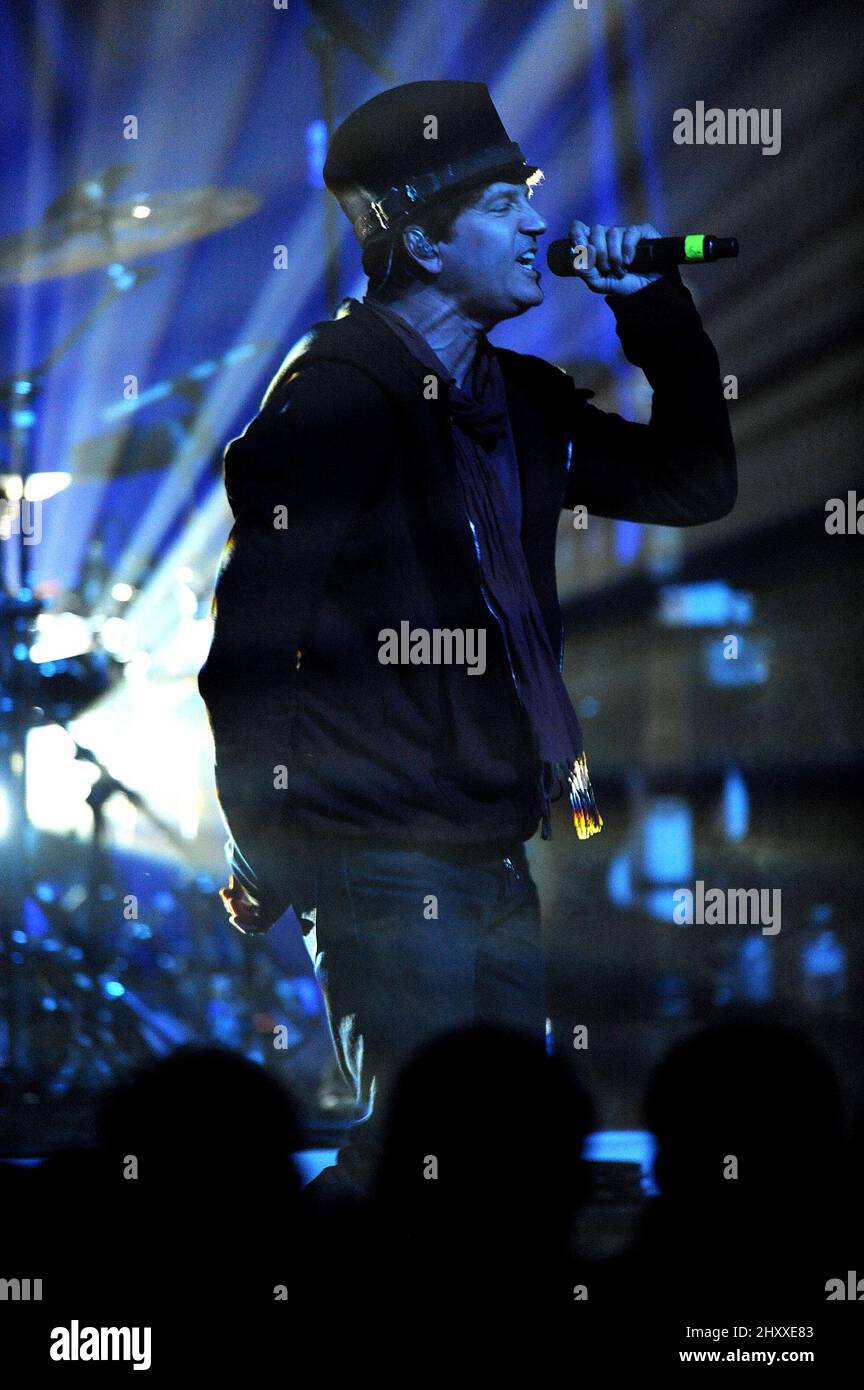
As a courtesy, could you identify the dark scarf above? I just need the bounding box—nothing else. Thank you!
[363,296,603,841]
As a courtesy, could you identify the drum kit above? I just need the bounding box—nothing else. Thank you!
[0,164,321,1120]
[1,0,399,1132]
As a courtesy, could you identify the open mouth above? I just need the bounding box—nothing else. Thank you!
[516,249,539,274]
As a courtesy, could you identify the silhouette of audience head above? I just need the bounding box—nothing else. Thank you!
[644,1015,843,1222]
[97,1046,303,1258]
[368,1023,594,1303]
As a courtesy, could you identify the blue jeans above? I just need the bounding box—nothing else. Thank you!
[301,838,546,1196]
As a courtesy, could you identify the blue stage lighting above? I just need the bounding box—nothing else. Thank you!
[659,581,753,627]
[306,119,327,188]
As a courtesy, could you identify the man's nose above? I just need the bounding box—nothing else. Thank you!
[520,208,547,235]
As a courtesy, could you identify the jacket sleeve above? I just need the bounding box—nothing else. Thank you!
[562,269,737,525]
[196,359,394,924]
[198,358,394,749]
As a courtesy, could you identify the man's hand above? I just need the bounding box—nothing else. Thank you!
[219,872,268,936]
[568,221,664,296]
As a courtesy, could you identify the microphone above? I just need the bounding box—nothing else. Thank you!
[546,234,739,277]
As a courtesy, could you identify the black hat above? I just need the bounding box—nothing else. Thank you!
[323,80,540,247]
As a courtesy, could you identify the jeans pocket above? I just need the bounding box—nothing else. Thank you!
[340,846,445,911]
[328,847,454,951]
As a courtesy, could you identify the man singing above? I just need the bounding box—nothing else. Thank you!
[197,80,736,1198]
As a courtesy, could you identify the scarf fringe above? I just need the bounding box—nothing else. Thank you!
[569,751,603,840]
[538,752,603,841]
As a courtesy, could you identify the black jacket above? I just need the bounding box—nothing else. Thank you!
[198,272,736,925]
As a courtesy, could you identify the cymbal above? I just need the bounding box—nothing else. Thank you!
[100,339,274,423]
[0,185,262,285]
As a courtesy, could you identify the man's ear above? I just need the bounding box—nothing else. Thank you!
[402,224,440,272]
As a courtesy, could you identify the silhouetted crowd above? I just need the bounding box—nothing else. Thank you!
[4,1013,861,1368]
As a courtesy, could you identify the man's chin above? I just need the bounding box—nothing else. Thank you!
[505,282,544,317]
[469,282,543,325]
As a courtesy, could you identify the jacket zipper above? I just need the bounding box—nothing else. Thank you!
[465,510,555,832]
[465,514,521,701]
[559,439,572,675]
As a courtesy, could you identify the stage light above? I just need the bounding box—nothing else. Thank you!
[131,204,151,219]
[66,667,211,858]
[176,583,198,617]
[640,796,694,884]
[305,119,327,188]
[156,615,212,677]
[25,723,97,836]
[721,765,750,840]
[736,936,772,1004]
[30,611,91,662]
[614,518,642,565]
[123,649,150,676]
[187,359,216,380]
[703,634,770,687]
[0,473,23,502]
[293,1151,339,1186]
[607,850,634,907]
[801,930,846,998]
[658,582,753,627]
[111,582,135,602]
[583,1129,658,1196]
[25,472,70,502]
[98,617,130,654]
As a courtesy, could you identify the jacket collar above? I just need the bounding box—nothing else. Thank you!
[268,295,571,540]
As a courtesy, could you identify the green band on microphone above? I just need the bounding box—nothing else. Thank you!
[684,234,707,261]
